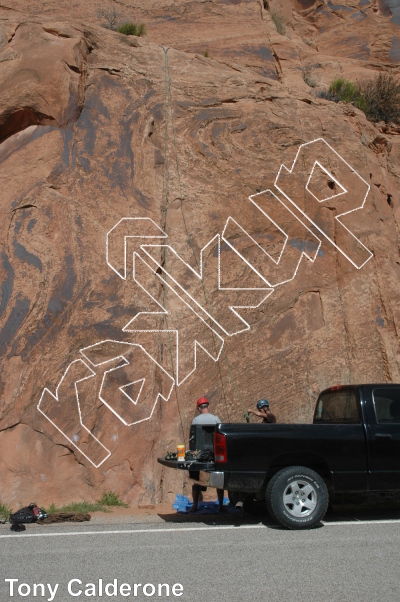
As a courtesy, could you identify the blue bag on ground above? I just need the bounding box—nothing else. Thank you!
[173,494,237,514]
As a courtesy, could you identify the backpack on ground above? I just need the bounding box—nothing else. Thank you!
[9,503,47,531]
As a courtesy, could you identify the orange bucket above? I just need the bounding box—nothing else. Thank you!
[177,444,185,462]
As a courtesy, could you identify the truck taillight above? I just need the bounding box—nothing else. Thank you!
[214,432,227,463]
[330,385,342,391]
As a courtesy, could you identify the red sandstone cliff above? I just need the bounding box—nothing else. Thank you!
[1,0,400,506]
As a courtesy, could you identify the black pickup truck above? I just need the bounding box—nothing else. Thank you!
[158,384,400,529]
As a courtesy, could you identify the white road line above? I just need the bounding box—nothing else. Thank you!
[1,519,400,539]
[0,524,264,539]
[323,519,400,526]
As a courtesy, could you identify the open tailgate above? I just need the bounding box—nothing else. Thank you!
[157,458,215,471]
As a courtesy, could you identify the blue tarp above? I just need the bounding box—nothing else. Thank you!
[173,494,240,514]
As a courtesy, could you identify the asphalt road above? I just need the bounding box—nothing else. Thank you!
[1,518,399,602]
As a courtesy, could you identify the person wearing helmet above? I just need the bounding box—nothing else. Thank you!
[192,397,221,425]
[247,399,276,423]
[190,397,225,512]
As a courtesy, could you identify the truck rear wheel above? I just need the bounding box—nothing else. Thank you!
[265,466,329,530]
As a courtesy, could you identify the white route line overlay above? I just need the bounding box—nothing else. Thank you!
[38,343,174,468]
[1,520,400,539]
[106,217,167,280]
[222,190,322,288]
[37,360,111,469]
[38,139,373,467]
[275,137,373,269]
[80,340,174,426]
[124,253,225,386]
[306,160,347,203]
[138,235,273,336]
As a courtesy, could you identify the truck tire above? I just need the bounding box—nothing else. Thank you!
[265,466,329,530]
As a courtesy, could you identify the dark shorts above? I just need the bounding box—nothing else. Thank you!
[192,484,207,492]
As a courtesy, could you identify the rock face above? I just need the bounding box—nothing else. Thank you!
[1,0,400,506]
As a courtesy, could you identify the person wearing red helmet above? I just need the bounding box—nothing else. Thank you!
[192,397,221,425]
[190,397,225,512]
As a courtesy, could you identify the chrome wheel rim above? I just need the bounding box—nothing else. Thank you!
[283,479,317,517]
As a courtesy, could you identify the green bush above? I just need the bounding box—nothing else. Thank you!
[45,492,128,514]
[317,78,364,110]
[117,21,146,36]
[329,78,360,103]
[318,74,400,123]
[271,12,285,35]
[361,72,400,123]
[0,500,12,519]
[98,491,129,507]
[45,501,106,513]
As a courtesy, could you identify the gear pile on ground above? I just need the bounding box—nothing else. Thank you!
[38,512,91,524]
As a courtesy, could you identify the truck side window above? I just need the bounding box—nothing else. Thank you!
[314,389,361,424]
[373,388,400,424]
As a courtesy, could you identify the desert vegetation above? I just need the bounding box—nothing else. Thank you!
[318,73,400,123]
[45,491,129,513]
[0,500,12,519]
[0,492,128,518]
[117,22,146,36]
[98,5,146,36]
[271,12,285,36]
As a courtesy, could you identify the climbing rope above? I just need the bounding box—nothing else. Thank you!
[159,46,190,435]
[163,49,248,422]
